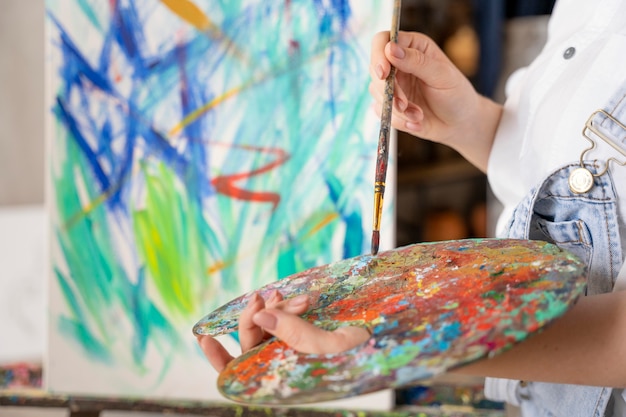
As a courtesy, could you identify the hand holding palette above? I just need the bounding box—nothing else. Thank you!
[193,239,586,405]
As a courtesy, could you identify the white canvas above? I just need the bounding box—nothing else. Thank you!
[45,0,395,406]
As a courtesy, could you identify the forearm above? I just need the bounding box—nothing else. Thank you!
[454,291,626,388]
[444,95,503,173]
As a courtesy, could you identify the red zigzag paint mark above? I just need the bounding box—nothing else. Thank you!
[211,144,290,210]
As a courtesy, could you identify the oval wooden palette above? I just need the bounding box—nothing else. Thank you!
[193,238,586,405]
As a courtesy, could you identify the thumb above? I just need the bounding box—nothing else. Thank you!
[252,308,369,354]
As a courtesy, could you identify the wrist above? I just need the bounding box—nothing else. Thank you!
[446,95,502,172]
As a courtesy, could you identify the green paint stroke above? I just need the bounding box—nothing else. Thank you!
[54,126,179,369]
[133,161,207,319]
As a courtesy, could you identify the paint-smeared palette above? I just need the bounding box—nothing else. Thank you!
[193,238,586,404]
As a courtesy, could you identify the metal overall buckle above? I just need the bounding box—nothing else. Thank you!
[568,110,626,194]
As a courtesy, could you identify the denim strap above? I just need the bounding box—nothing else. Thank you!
[594,84,626,294]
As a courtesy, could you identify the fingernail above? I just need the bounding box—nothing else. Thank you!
[288,294,308,306]
[390,43,405,59]
[246,293,262,309]
[375,64,384,80]
[253,311,277,331]
[397,99,408,112]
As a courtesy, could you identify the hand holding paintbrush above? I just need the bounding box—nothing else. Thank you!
[371,0,402,255]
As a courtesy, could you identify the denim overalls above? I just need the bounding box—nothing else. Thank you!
[486,85,626,416]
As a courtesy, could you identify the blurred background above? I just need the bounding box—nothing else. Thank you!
[0,1,44,206]
[394,0,555,248]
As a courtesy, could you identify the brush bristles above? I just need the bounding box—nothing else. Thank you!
[371,230,380,255]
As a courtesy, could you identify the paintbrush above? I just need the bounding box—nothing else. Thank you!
[371,0,401,256]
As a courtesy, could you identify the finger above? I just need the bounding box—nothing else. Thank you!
[239,293,267,352]
[239,292,311,352]
[274,294,310,315]
[370,31,392,80]
[264,289,283,308]
[256,294,312,346]
[385,33,457,89]
[370,83,423,126]
[368,81,412,118]
[369,61,411,113]
[372,31,439,82]
[262,290,310,315]
[404,103,424,124]
[393,71,416,109]
[252,308,370,354]
[197,335,234,373]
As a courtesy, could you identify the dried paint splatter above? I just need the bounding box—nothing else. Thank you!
[194,238,587,404]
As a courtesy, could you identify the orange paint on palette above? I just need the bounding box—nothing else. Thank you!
[378,294,411,315]
[321,299,379,323]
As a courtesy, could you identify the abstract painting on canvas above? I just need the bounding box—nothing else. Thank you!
[45,0,394,401]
